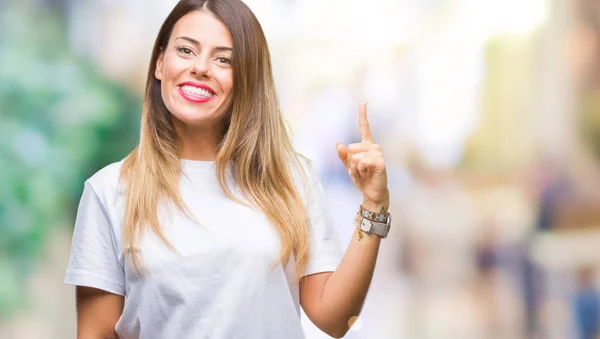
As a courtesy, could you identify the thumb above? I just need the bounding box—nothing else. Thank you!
[336,143,349,169]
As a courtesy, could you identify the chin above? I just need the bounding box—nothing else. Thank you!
[172,108,224,126]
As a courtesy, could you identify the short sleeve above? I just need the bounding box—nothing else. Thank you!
[303,180,344,276]
[64,181,125,296]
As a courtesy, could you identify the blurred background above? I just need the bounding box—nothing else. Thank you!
[1,0,600,338]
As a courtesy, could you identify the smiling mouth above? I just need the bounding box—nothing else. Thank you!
[178,85,215,103]
[179,85,214,98]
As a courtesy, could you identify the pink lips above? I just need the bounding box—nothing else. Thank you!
[178,81,216,103]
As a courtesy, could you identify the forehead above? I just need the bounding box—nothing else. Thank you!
[171,10,232,47]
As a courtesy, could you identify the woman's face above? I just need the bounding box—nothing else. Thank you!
[155,10,234,127]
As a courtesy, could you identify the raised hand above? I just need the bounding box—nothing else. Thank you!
[336,102,389,210]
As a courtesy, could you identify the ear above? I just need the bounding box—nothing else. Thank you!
[155,48,164,81]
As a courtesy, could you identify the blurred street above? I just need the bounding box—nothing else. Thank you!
[2,0,600,338]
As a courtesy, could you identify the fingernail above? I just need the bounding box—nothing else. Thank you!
[348,169,352,176]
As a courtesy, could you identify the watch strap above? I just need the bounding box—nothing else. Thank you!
[359,216,391,238]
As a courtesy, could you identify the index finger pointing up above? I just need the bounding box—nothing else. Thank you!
[359,101,373,143]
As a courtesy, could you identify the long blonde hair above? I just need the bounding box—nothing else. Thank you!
[120,0,311,282]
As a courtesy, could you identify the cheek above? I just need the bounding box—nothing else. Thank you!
[162,55,188,81]
[219,71,234,94]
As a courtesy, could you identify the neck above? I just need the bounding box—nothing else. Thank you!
[175,120,225,161]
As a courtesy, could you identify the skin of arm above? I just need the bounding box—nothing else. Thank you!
[301,102,389,338]
[300,199,387,338]
[76,286,124,339]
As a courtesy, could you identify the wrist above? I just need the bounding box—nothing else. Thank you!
[356,198,392,240]
[362,193,389,212]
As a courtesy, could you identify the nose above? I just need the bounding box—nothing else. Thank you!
[190,55,212,78]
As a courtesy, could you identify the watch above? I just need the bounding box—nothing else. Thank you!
[355,205,391,239]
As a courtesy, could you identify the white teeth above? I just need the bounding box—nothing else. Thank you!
[180,85,214,98]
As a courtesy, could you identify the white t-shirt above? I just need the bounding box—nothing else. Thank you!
[64,158,344,339]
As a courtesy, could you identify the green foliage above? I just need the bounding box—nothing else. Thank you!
[0,5,141,318]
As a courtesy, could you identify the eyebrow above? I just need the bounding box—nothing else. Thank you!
[175,36,232,52]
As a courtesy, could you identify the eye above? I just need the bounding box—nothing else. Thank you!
[176,47,193,55]
[216,57,232,65]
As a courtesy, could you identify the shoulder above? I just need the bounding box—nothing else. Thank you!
[85,159,126,204]
[290,153,323,203]
[290,152,319,183]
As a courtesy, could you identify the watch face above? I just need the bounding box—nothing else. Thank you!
[361,219,372,233]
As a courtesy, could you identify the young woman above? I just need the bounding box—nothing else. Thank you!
[64,0,391,338]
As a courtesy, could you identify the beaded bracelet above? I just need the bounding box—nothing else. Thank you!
[360,204,389,222]
[355,204,389,241]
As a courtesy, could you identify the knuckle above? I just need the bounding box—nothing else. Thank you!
[367,149,379,157]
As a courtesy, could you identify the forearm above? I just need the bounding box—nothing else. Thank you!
[318,199,387,336]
